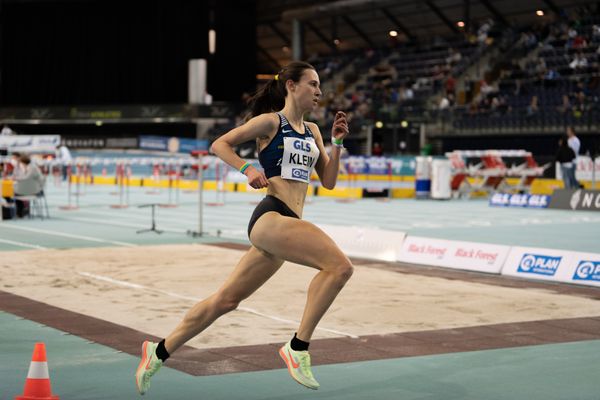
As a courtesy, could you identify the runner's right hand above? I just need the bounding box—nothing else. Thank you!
[245,166,269,189]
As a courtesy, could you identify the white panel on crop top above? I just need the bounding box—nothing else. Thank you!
[280,135,320,183]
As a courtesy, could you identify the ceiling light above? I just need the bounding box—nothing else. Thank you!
[536,10,544,16]
[333,38,341,46]
[457,21,465,28]
[389,30,398,37]
[375,121,384,129]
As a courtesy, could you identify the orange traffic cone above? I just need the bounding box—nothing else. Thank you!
[15,342,60,400]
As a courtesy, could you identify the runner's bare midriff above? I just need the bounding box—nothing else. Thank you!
[267,176,308,218]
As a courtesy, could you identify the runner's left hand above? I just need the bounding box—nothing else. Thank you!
[331,111,349,141]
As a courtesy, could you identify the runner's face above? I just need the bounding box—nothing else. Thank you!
[290,69,321,111]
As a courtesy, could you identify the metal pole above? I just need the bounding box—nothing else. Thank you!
[176,164,181,206]
[168,167,173,205]
[119,164,124,206]
[197,153,204,235]
[593,155,597,190]
[222,163,227,205]
[292,19,304,61]
[67,166,72,207]
[0,177,3,221]
[126,163,131,206]
[151,204,156,230]
[75,163,80,208]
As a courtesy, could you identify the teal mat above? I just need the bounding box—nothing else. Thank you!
[2,311,599,400]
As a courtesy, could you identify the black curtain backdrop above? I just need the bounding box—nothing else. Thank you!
[0,0,256,105]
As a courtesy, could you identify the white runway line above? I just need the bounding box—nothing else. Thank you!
[59,206,246,226]
[78,271,359,339]
[60,209,251,238]
[60,215,187,234]
[62,214,239,238]
[91,206,238,227]
[0,238,48,250]
[0,225,137,247]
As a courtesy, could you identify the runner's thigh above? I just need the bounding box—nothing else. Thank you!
[249,212,349,271]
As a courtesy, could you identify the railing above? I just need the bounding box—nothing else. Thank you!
[426,109,600,136]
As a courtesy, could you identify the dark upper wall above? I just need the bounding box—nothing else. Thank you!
[0,0,256,105]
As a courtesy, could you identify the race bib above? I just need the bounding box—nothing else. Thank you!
[280,136,320,183]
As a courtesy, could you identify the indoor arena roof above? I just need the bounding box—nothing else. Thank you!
[256,0,596,70]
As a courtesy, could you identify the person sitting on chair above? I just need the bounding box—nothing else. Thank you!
[14,154,44,217]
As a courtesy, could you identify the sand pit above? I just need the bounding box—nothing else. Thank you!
[1,244,599,349]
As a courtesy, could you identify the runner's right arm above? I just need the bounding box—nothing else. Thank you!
[210,113,278,189]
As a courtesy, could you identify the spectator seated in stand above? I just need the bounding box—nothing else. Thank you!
[526,95,539,116]
[569,52,588,70]
[13,154,45,218]
[453,9,600,132]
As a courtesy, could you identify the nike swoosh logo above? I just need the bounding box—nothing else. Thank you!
[282,129,293,134]
[287,349,300,368]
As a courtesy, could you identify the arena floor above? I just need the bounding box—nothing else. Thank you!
[1,181,599,399]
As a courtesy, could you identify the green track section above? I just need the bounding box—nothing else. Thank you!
[2,311,599,400]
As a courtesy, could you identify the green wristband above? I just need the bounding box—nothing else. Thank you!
[331,137,344,147]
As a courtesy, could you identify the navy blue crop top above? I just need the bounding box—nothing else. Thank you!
[258,112,320,183]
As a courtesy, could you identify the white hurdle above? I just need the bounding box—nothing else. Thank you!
[206,158,226,206]
[159,160,180,208]
[110,162,129,209]
[59,163,79,210]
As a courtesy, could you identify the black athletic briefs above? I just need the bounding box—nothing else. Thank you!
[247,195,299,237]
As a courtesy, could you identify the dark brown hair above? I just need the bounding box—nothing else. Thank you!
[246,61,316,118]
[20,154,31,165]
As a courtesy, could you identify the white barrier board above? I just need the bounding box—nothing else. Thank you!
[317,224,406,262]
[502,246,600,287]
[396,236,509,273]
[0,135,61,152]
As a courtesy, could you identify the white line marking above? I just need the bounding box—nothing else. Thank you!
[59,211,250,240]
[61,216,186,234]
[59,208,244,230]
[0,238,48,250]
[78,271,359,339]
[0,225,137,247]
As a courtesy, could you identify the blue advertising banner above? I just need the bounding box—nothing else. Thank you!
[489,193,550,208]
[516,253,562,276]
[139,136,208,153]
[139,136,168,152]
[573,260,600,283]
[178,138,209,153]
[502,246,600,287]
